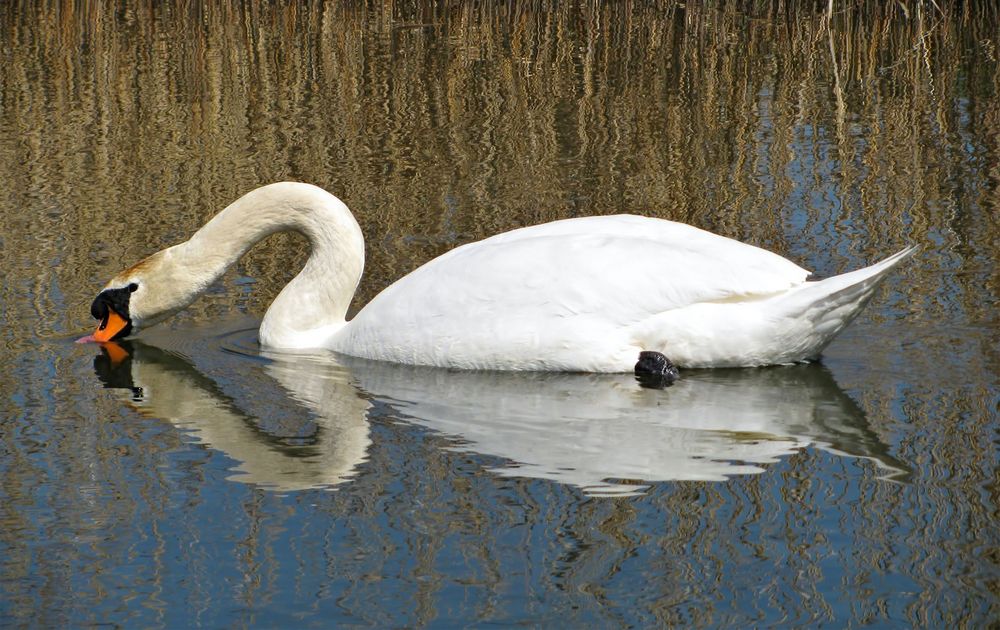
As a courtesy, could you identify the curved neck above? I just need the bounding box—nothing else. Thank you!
[180,182,364,348]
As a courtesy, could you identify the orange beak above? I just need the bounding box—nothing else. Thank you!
[92,309,130,342]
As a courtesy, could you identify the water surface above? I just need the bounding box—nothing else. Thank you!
[1,2,997,626]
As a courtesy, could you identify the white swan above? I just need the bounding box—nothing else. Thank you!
[83,182,914,371]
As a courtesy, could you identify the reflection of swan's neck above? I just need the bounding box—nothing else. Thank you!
[115,341,372,492]
[179,183,365,348]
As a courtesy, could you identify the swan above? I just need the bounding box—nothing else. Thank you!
[81,182,914,372]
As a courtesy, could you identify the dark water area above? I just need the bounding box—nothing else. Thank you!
[1,1,998,626]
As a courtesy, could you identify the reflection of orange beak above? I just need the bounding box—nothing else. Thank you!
[92,309,130,342]
[100,341,130,365]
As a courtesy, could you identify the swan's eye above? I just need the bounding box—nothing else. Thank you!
[128,283,139,292]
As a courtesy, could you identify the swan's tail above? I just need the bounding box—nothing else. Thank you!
[771,246,917,358]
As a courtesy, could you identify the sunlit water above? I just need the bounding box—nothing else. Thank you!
[1,2,998,627]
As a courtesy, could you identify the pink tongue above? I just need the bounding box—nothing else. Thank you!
[75,334,98,344]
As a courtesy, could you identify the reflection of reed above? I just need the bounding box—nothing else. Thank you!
[0,6,994,409]
[0,2,996,329]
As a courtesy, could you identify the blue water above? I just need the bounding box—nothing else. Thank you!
[1,317,992,627]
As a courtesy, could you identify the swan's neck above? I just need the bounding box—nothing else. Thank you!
[180,183,364,348]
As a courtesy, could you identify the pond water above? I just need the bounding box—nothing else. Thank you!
[1,2,998,626]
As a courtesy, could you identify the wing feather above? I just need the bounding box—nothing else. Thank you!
[343,215,810,368]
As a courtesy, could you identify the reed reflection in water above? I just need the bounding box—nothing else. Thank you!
[0,0,998,626]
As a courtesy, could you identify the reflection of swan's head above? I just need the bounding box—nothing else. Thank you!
[92,338,372,492]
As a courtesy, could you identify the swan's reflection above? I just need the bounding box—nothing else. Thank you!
[93,330,907,496]
[94,340,372,491]
[340,357,909,495]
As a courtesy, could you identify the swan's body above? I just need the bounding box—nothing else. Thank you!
[87,182,914,371]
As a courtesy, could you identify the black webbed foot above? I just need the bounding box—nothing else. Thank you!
[634,350,679,389]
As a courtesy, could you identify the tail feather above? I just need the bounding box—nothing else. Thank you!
[774,246,917,354]
[631,246,916,368]
[807,246,916,299]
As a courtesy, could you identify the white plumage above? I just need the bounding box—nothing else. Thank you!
[94,182,914,371]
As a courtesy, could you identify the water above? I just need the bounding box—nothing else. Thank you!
[1,2,998,626]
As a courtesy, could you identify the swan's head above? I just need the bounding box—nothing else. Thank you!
[85,246,204,342]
